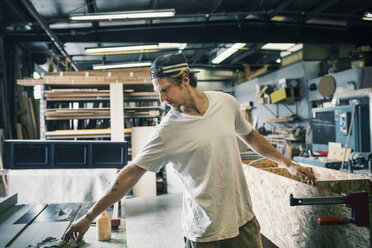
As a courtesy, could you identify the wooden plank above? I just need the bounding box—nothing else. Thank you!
[17,79,44,86]
[18,78,152,86]
[45,116,110,120]
[110,83,124,142]
[16,123,23,139]
[0,152,7,196]
[248,65,269,80]
[281,50,303,67]
[17,87,34,139]
[47,67,150,76]
[0,82,11,139]
[45,129,131,136]
[244,161,371,248]
[28,98,38,139]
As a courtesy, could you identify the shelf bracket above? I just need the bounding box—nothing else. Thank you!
[281,102,296,116]
[262,104,279,118]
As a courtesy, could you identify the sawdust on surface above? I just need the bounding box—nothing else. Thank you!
[27,237,84,248]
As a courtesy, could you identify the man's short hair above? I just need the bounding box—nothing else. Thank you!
[150,53,198,87]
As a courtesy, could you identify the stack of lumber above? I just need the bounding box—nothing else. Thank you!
[16,86,39,139]
[17,68,151,86]
[44,89,161,120]
[243,159,371,248]
[45,128,131,139]
[45,89,110,101]
[45,108,110,120]
[0,82,12,139]
[266,115,298,123]
[45,89,159,101]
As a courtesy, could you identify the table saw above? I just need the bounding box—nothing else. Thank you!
[0,194,127,247]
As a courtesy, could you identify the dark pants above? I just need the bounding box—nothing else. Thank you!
[184,217,263,248]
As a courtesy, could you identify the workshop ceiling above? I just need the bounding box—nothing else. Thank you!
[1,0,372,71]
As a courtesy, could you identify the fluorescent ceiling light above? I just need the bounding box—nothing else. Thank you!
[85,43,187,55]
[212,43,246,64]
[271,16,286,22]
[280,51,291,57]
[287,44,303,52]
[158,43,187,49]
[306,18,346,26]
[261,43,296,50]
[93,62,151,70]
[86,45,159,54]
[362,12,372,21]
[70,9,175,21]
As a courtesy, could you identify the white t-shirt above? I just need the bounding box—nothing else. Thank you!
[132,91,254,242]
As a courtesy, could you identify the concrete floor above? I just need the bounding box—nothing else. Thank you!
[124,193,184,248]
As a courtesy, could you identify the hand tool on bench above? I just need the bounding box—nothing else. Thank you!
[289,191,372,227]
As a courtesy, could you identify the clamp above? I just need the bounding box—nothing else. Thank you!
[290,191,371,227]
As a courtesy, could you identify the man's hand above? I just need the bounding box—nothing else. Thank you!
[286,162,316,185]
[238,130,316,185]
[63,216,92,242]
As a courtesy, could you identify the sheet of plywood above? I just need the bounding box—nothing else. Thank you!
[131,127,156,197]
[244,161,371,248]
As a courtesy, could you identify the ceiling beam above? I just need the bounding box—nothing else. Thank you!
[205,0,224,22]
[146,0,159,25]
[20,0,79,71]
[230,44,264,64]
[303,0,341,21]
[85,0,99,30]
[191,48,210,64]
[12,21,372,44]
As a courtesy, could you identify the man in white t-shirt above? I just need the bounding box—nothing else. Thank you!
[64,53,315,247]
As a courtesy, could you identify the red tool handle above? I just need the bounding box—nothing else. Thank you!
[317,217,346,225]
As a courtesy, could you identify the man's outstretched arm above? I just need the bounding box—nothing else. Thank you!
[238,130,315,185]
[63,163,146,242]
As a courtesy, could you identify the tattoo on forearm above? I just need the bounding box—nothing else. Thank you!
[111,179,119,192]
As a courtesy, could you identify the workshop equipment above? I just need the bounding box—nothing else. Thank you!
[312,104,370,154]
[0,195,126,247]
[293,156,345,170]
[349,152,372,173]
[332,88,372,150]
[290,191,371,227]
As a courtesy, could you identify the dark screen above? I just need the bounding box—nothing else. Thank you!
[312,111,335,145]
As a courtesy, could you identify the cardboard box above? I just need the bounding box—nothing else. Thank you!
[270,88,295,104]
[270,88,286,103]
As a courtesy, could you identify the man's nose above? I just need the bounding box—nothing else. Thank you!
[160,93,167,102]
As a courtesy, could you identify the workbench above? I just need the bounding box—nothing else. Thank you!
[0,194,127,247]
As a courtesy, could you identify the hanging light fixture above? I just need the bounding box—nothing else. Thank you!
[85,43,187,55]
[92,62,152,70]
[212,43,246,64]
[70,9,175,21]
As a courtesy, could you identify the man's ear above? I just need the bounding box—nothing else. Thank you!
[182,74,190,87]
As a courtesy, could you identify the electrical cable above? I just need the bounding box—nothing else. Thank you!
[340,105,356,171]
[243,157,267,171]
